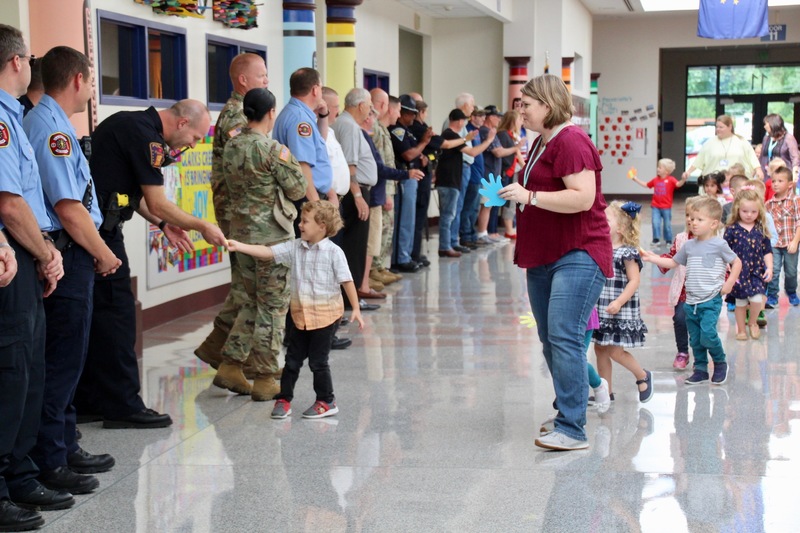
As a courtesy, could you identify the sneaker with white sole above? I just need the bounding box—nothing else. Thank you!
[271,399,291,419]
[593,378,611,413]
[302,400,338,419]
[711,362,728,385]
[535,431,589,451]
[685,370,709,385]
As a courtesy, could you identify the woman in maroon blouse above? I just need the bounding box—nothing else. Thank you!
[499,75,612,451]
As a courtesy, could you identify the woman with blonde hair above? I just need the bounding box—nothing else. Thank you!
[683,114,764,183]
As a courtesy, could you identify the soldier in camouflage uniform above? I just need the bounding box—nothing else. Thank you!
[195,53,268,369]
[370,92,402,283]
[212,88,307,402]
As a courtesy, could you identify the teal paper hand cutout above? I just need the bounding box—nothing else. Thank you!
[478,173,505,207]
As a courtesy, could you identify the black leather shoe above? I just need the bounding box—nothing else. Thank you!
[396,262,420,273]
[413,256,431,267]
[452,245,471,253]
[339,317,350,327]
[75,413,103,424]
[103,408,172,429]
[12,483,74,511]
[67,448,115,474]
[0,499,44,531]
[331,336,352,350]
[38,467,99,495]
[75,427,82,441]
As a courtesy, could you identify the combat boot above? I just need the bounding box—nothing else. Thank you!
[244,366,283,380]
[251,376,280,402]
[194,326,227,368]
[212,361,252,395]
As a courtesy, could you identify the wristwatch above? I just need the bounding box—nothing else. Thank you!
[529,191,538,206]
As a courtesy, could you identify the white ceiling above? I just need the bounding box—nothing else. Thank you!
[392,0,489,19]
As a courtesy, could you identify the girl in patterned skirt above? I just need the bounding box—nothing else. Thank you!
[723,187,773,340]
[593,201,654,403]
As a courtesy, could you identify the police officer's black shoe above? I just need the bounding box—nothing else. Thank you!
[331,336,352,350]
[75,413,103,424]
[0,499,44,531]
[12,482,74,511]
[67,448,115,474]
[102,408,173,429]
[38,467,99,495]
[396,262,420,273]
[412,256,431,267]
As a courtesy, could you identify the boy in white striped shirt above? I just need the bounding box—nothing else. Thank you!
[642,197,742,385]
[228,200,364,419]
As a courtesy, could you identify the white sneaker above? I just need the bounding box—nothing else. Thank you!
[475,235,493,245]
[535,431,589,451]
[593,378,611,414]
[539,412,557,436]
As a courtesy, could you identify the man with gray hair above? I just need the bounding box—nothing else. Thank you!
[448,92,476,253]
[331,88,380,300]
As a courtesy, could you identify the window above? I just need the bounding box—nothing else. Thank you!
[363,69,389,92]
[206,37,267,109]
[98,11,187,106]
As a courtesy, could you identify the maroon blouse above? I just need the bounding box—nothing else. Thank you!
[514,125,613,278]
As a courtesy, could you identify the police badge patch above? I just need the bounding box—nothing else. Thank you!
[150,142,165,167]
[49,132,71,156]
[391,127,405,141]
[297,122,312,137]
[0,122,10,148]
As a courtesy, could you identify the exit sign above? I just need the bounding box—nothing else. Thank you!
[761,25,787,42]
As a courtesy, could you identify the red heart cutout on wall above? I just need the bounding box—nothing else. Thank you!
[625,124,631,131]
[617,158,623,164]
[598,150,605,155]
[625,144,631,150]
[604,135,609,141]
[612,125,618,131]
[615,135,621,141]
[617,117,623,123]
[626,135,632,141]
[616,143,621,149]
[605,117,611,123]
[611,150,617,156]
[622,151,628,157]
[604,143,609,149]
[600,125,606,131]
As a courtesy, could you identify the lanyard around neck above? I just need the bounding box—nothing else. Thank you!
[523,123,571,187]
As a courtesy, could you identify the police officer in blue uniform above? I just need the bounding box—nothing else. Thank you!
[74,99,226,429]
[23,46,120,497]
[0,25,72,531]
[390,95,432,272]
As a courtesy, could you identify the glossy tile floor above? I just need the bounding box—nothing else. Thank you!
[41,202,800,532]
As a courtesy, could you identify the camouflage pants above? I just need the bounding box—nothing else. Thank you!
[221,252,289,376]
[374,205,395,270]
[212,250,246,336]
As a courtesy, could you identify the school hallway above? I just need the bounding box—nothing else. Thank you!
[37,203,800,532]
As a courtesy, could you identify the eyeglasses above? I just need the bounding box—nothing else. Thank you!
[7,54,36,67]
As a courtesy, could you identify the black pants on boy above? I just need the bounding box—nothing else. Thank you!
[275,322,337,403]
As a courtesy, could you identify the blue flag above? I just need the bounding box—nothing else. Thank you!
[698,0,768,40]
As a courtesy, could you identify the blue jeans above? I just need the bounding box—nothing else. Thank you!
[652,207,673,243]
[684,295,725,373]
[393,179,418,264]
[437,187,460,251]
[526,250,606,441]
[488,205,500,235]
[459,181,481,243]
[450,162,471,248]
[767,247,798,297]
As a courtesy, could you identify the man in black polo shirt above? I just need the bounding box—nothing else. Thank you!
[74,100,227,429]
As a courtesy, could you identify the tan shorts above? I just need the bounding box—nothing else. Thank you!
[367,206,383,258]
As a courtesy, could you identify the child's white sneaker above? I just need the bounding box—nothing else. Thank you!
[593,378,611,413]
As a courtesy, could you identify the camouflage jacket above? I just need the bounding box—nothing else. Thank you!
[372,122,396,195]
[224,128,307,244]
[211,92,247,224]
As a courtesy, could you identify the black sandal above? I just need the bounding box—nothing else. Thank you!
[636,370,653,403]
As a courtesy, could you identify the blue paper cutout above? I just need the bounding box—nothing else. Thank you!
[478,173,506,207]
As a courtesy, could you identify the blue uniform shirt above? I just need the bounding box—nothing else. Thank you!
[273,97,332,194]
[0,89,52,232]
[23,95,103,231]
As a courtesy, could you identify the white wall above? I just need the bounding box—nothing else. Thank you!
[593,8,800,194]
[90,0,283,310]
[561,0,592,98]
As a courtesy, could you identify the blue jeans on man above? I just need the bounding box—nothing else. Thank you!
[684,295,725,373]
[459,181,481,244]
[393,179,418,265]
[450,161,471,249]
[767,247,798,298]
[526,250,606,441]
[652,207,673,243]
[437,186,460,251]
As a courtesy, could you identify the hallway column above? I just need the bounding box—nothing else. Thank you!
[504,56,530,110]
[324,0,362,96]
[282,0,318,103]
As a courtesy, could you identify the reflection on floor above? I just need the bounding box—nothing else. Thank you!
[41,202,800,532]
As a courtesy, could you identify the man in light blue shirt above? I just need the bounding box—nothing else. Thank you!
[0,24,69,529]
[23,46,120,498]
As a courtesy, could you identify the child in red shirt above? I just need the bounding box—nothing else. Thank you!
[630,158,687,246]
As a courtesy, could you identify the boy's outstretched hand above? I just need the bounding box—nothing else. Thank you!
[351,308,365,330]
[639,248,657,262]
[227,239,240,252]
